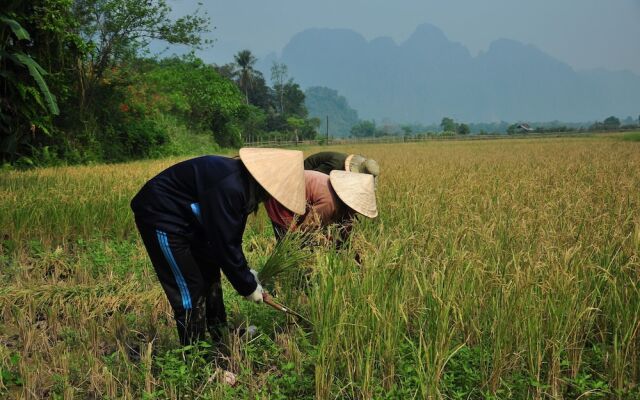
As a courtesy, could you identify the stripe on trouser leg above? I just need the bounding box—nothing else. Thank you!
[190,202,203,224]
[156,230,192,310]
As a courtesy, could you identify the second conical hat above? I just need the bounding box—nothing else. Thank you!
[329,170,378,218]
[239,148,305,215]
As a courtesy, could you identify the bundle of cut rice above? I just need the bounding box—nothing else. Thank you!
[258,233,309,286]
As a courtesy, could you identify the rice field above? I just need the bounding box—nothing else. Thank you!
[1,135,639,399]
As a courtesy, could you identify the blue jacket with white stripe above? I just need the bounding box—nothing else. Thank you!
[131,155,257,296]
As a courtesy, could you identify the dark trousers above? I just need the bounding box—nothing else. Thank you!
[135,221,227,345]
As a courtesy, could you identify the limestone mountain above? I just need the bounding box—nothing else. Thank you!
[258,23,640,124]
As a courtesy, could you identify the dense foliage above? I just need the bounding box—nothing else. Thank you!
[0,1,319,167]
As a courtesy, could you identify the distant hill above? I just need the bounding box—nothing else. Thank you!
[258,23,640,124]
[304,86,359,137]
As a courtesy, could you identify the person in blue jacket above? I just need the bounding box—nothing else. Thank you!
[130,148,305,345]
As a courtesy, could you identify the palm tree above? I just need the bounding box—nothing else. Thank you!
[233,49,257,104]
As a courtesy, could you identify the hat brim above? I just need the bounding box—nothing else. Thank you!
[329,170,378,218]
[240,148,306,215]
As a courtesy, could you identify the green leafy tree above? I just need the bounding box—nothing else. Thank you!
[286,116,305,143]
[603,116,620,130]
[213,63,236,80]
[282,81,307,118]
[301,117,321,140]
[236,105,266,143]
[217,62,272,111]
[457,123,470,135]
[265,113,287,134]
[233,49,257,104]
[246,73,273,111]
[351,120,376,137]
[440,117,456,133]
[0,13,59,163]
[262,72,308,130]
[270,62,288,114]
[145,56,251,148]
[73,0,210,107]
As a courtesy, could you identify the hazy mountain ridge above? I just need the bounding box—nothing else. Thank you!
[258,23,640,124]
[304,86,359,137]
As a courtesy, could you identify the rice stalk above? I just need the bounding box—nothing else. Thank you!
[257,231,310,287]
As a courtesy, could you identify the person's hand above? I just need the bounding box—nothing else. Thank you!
[245,269,263,303]
[245,284,264,303]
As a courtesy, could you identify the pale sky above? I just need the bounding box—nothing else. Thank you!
[166,0,640,75]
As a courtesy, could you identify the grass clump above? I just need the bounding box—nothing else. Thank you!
[621,131,640,141]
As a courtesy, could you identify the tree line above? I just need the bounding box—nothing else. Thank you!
[0,0,318,167]
[346,115,640,139]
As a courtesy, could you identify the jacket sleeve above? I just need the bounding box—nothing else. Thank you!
[199,174,257,297]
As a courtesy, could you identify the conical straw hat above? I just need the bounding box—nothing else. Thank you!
[239,148,305,215]
[329,170,378,218]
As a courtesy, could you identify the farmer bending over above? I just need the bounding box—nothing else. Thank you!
[265,170,377,244]
[130,148,305,345]
[304,151,380,183]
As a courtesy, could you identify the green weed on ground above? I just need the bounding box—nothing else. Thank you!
[621,132,640,142]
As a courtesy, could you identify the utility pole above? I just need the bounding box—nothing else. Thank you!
[326,115,329,145]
